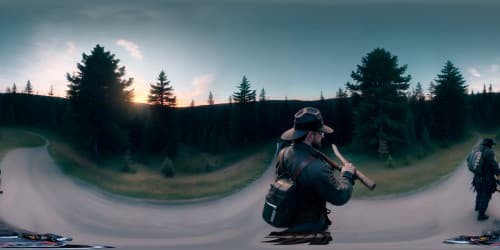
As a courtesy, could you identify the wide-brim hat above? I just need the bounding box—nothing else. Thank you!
[280,107,333,141]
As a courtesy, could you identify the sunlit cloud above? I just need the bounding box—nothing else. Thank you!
[14,41,80,97]
[116,39,143,60]
[468,82,485,93]
[177,74,215,107]
[490,64,499,72]
[467,67,481,78]
[468,79,500,93]
[66,42,76,55]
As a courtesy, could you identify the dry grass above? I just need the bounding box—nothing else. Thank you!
[46,130,496,200]
[0,127,45,159]
[48,141,274,200]
[351,135,479,197]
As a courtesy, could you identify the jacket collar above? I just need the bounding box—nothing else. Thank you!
[292,142,321,156]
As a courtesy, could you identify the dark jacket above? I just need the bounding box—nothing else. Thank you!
[473,145,500,193]
[277,142,354,225]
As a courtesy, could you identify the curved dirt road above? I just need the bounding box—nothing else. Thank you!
[0,144,498,249]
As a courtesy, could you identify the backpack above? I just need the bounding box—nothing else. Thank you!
[262,148,316,228]
[467,147,484,174]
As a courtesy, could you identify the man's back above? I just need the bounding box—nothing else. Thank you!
[475,145,500,185]
[279,143,354,227]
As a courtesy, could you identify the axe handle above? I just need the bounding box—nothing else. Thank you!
[331,144,376,190]
[314,145,376,190]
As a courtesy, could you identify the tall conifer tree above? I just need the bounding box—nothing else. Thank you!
[66,44,133,155]
[208,91,214,105]
[148,70,176,107]
[347,48,411,157]
[430,61,467,140]
[24,80,33,95]
[232,76,256,104]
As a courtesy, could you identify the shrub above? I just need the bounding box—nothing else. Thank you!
[386,154,394,168]
[120,163,136,174]
[161,157,175,178]
[204,163,214,173]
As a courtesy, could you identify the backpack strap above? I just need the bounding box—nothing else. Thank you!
[292,155,316,181]
[477,147,487,175]
[276,148,287,168]
[275,147,289,177]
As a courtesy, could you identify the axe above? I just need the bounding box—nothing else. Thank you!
[314,145,376,190]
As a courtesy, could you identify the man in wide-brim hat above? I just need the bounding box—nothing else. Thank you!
[275,107,357,233]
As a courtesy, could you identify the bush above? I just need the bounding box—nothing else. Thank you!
[204,163,214,173]
[161,157,175,178]
[120,163,136,174]
[386,154,394,168]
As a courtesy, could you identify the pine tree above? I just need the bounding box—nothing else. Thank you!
[24,80,33,95]
[208,91,214,105]
[414,82,424,101]
[48,85,54,96]
[66,44,134,155]
[347,48,411,156]
[232,75,256,104]
[148,70,176,107]
[409,82,430,143]
[336,88,347,98]
[431,60,468,140]
[5,87,11,94]
[12,83,16,94]
[489,83,493,93]
[332,87,354,146]
[190,99,195,107]
[483,84,487,94]
[428,81,436,99]
[259,88,266,102]
[320,91,325,101]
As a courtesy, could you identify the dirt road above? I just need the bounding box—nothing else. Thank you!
[0,145,498,249]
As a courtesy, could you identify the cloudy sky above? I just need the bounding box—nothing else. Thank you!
[1,0,500,106]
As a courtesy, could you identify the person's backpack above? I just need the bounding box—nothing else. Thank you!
[262,148,316,228]
[467,147,484,174]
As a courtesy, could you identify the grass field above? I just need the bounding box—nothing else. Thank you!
[48,140,275,200]
[0,127,45,159]
[346,134,483,197]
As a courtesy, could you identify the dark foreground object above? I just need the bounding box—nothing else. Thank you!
[443,230,500,246]
[262,231,333,245]
[0,231,113,249]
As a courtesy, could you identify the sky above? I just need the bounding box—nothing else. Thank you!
[1,0,500,106]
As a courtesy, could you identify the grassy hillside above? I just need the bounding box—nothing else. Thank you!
[0,127,45,159]
[48,140,274,200]
[347,134,481,197]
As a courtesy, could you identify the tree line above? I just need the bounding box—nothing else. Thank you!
[1,45,499,168]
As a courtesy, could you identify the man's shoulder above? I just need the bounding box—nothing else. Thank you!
[303,157,331,176]
[483,148,495,157]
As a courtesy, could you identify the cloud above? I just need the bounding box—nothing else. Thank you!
[116,39,143,60]
[66,42,76,55]
[467,67,481,78]
[490,64,499,72]
[177,74,215,106]
[14,41,81,97]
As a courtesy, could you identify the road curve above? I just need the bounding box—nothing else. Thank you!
[0,144,498,250]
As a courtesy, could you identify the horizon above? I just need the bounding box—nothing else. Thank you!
[1,0,500,107]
